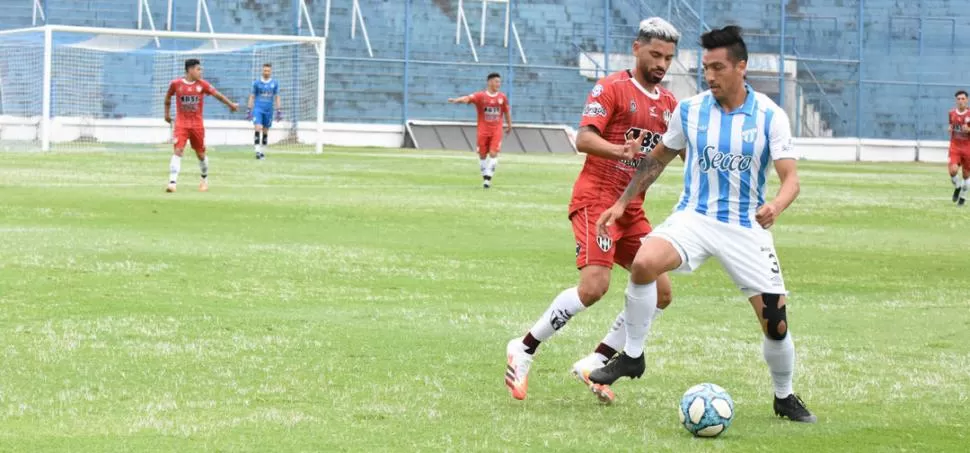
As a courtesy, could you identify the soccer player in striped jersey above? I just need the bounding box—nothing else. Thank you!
[589,25,817,423]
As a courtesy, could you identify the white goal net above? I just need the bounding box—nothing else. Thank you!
[0,25,325,153]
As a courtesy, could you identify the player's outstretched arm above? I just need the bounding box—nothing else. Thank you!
[596,143,679,236]
[756,159,800,229]
[448,95,473,104]
[212,90,239,112]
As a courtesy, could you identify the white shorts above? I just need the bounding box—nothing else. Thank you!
[648,210,787,298]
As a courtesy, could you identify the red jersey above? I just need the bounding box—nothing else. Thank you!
[950,109,970,150]
[167,78,216,129]
[570,70,678,213]
[470,91,509,135]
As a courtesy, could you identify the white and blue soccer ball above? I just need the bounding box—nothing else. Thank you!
[678,383,735,437]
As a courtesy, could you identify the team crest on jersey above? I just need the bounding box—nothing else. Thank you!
[742,128,758,144]
[196,86,202,92]
[591,84,603,98]
[499,98,504,105]
[596,234,613,252]
[629,100,637,113]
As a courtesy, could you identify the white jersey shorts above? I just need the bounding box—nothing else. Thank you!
[648,210,787,298]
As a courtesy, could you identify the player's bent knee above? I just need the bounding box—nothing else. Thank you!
[577,271,610,306]
[630,255,665,284]
[761,293,788,340]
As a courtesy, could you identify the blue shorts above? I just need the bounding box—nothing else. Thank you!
[253,108,273,128]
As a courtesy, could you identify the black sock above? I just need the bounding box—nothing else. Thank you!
[262,132,268,145]
[522,333,540,355]
[594,343,618,362]
[254,131,260,145]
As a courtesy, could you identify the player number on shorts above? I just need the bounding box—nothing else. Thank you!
[767,252,780,274]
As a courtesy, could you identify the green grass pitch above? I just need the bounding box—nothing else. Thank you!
[0,147,967,452]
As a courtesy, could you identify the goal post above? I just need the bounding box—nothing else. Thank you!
[0,25,326,154]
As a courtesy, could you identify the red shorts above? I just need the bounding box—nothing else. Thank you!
[174,126,206,153]
[570,205,652,270]
[477,133,502,158]
[949,146,970,168]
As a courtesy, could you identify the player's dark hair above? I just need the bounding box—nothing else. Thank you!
[184,58,201,72]
[487,72,501,81]
[700,25,748,63]
[263,63,272,68]
[956,90,968,98]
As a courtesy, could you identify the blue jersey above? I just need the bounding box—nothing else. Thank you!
[252,78,279,111]
[661,84,796,228]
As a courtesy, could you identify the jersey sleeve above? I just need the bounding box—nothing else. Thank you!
[661,102,687,151]
[201,80,216,95]
[502,95,510,113]
[578,80,615,133]
[166,80,177,97]
[273,82,280,96]
[768,110,797,160]
[468,92,481,106]
[252,80,259,95]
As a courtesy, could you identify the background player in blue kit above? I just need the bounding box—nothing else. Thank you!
[247,63,282,160]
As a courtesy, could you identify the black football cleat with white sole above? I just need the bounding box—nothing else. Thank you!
[774,394,817,423]
[954,188,962,203]
[588,352,645,385]
[959,197,966,207]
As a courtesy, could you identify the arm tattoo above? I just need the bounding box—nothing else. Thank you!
[619,154,667,204]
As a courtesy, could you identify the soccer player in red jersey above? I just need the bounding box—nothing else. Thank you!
[947,90,970,206]
[504,18,681,403]
[163,58,239,193]
[448,73,512,189]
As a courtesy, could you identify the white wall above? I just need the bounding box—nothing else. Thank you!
[0,116,405,149]
[0,116,953,162]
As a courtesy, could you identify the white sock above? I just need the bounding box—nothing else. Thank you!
[255,144,262,154]
[528,287,586,342]
[487,156,499,177]
[623,280,657,358]
[479,158,487,176]
[199,156,209,179]
[598,311,626,361]
[963,178,970,197]
[169,155,181,183]
[953,174,963,188]
[763,334,795,399]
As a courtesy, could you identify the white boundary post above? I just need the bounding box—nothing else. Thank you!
[479,0,487,46]
[316,39,326,154]
[503,0,510,47]
[41,26,52,151]
[32,0,46,26]
[324,0,331,37]
[166,0,173,31]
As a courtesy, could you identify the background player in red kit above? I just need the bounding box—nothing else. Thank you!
[504,18,681,403]
[163,58,239,193]
[947,90,970,206]
[448,73,512,189]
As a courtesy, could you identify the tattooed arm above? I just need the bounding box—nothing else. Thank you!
[596,142,682,236]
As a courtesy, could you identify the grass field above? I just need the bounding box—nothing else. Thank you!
[0,147,967,452]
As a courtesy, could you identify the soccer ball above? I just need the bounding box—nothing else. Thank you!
[678,383,735,437]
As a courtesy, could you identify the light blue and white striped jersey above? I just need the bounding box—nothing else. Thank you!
[661,84,796,228]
